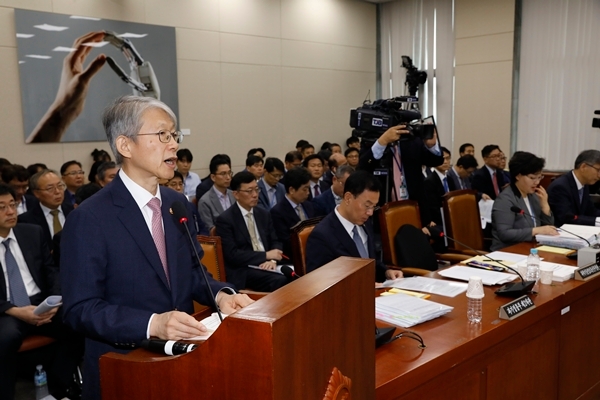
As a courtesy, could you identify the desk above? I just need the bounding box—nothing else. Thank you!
[375,242,600,400]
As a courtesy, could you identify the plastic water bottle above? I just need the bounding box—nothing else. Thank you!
[526,248,540,282]
[466,276,484,323]
[34,364,49,399]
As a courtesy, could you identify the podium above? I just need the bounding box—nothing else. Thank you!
[99,257,376,399]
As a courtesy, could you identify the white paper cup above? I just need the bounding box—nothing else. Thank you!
[539,265,553,285]
[467,276,484,299]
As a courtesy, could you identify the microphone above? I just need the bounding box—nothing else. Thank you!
[171,201,224,322]
[281,266,299,281]
[511,206,590,246]
[438,231,535,297]
[140,339,197,356]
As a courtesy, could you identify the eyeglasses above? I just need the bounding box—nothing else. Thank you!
[237,187,261,194]
[0,202,17,213]
[526,174,544,182]
[357,201,379,213]
[267,172,284,180]
[35,183,66,193]
[585,163,600,174]
[137,130,183,144]
[63,170,85,177]
[214,171,233,178]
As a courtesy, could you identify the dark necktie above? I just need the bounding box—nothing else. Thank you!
[579,187,584,204]
[492,171,500,196]
[3,239,31,306]
[314,184,320,197]
[352,226,369,258]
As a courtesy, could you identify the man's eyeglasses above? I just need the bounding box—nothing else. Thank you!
[214,171,233,178]
[585,163,600,174]
[35,183,67,193]
[137,130,183,144]
[0,202,17,213]
[237,187,261,194]
[267,172,284,180]
[63,170,85,177]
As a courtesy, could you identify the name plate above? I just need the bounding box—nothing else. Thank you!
[499,295,536,320]
[575,263,600,281]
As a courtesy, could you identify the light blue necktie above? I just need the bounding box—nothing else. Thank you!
[443,177,449,193]
[352,226,369,258]
[269,187,277,208]
[3,239,31,306]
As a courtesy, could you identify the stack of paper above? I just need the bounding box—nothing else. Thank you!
[375,293,453,328]
[188,313,227,340]
[438,266,518,286]
[515,260,578,282]
[383,276,468,297]
[536,224,600,250]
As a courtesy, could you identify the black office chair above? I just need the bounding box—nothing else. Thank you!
[394,224,440,272]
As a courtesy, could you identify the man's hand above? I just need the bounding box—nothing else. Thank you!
[149,311,207,340]
[385,269,404,280]
[482,193,492,201]
[27,31,107,143]
[377,125,409,146]
[265,249,282,261]
[216,292,254,314]
[5,305,57,326]
[258,261,276,270]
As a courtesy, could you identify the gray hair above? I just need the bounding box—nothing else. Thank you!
[102,95,177,164]
[96,161,117,182]
[574,150,600,169]
[29,169,59,190]
[335,164,355,179]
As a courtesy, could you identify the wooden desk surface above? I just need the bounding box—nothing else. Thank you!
[375,242,600,400]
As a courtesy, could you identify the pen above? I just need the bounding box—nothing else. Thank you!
[281,254,290,260]
[467,261,504,272]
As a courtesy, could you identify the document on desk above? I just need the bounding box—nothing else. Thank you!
[383,276,468,297]
[460,251,528,267]
[438,266,518,286]
[536,224,600,250]
[187,313,227,341]
[376,293,453,328]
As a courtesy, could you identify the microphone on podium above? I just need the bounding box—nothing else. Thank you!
[141,339,197,356]
[437,231,535,297]
[171,200,224,322]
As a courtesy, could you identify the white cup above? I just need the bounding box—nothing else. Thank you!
[539,265,554,285]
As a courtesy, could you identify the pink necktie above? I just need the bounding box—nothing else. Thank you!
[147,197,169,285]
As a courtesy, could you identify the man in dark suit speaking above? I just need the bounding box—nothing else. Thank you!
[60,96,253,400]
[305,171,403,282]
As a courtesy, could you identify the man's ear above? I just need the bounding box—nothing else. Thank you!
[116,136,132,161]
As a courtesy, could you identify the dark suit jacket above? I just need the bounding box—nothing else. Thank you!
[18,202,73,248]
[471,166,508,200]
[60,174,228,399]
[306,212,388,282]
[547,172,600,226]
[270,199,316,257]
[312,188,337,216]
[307,180,331,201]
[0,223,59,313]
[215,204,282,290]
[447,167,470,190]
[421,172,456,226]
[359,137,443,203]
[22,193,39,213]
[257,179,286,210]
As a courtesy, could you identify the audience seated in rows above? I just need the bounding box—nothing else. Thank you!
[197,154,235,231]
[1,164,37,215]
[313,164,354,216]
[196,154,231,200]
[245,155,264,181]
[60,161,84,205]
[257,157,286,210]
[447,154,478,190]
[176,149,201,202]
[471,144,507,200]
[303,154,330,200]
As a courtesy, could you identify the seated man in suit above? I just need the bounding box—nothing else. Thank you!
[345,147,360,168]
[0,184,83,400]
[284,151,303,172]
[216,171,288,292]
[96,161,119,188]
[164,171,209,236]
[421,147,455,228]
[60,96,253,399]
[300,143,315,158]
[246,155,264,181]
[471,144,507,200]
[197,154,235,231]
[305,171,403,282]
[459,143,475,157]
[548,149,600,226]
[60,160,85,205]
[18,170,74,249]
[303,154,331,200]
[270,168,316,257]
[196,154,231,201]
[447,154,478,190]
[323,152,346,186]
[176,148,202,202]
[313,164,354,216]
[1,164,37,215]
[257,157,286,210]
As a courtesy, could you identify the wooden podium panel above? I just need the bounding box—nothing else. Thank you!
[100,257,375,399]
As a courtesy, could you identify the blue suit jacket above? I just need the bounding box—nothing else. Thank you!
[305,212,388,282]
[547,172,600,226]
[60,175,228,399]
[312,188,336,216]
[270,198,316,257]
[257,179,286,210]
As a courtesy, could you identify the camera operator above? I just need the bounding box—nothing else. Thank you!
[359,124,443,203]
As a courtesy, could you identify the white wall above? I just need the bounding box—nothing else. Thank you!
[0,0,376,176]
